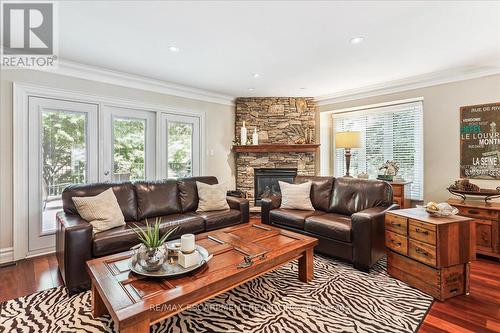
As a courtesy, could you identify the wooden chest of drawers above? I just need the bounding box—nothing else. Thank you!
[448,199,500,260]
[385,208,474,301]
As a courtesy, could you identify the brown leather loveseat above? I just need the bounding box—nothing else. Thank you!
[262,176,397,271]
[56,176,249,293]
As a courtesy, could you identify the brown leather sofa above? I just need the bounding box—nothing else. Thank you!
[262,176,398,271]
[56,176,249,293]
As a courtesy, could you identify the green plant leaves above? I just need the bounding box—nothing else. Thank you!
[131,217,180,248]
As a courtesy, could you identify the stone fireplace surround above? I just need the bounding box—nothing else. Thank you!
[234,97,317,206]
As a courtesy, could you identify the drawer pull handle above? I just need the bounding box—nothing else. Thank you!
[415,228,429,235]
[415,247,428,256]
[390,240,402,246]
[468,209,480,215]
[390,222,401,227]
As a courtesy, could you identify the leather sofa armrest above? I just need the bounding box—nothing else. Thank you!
[226,196,250,223]
[56,212,93,293]
[261,195,282,225]
[351,204,398,270]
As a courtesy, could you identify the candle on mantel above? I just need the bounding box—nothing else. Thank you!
[240,121,247,146]
[252,127,259,145]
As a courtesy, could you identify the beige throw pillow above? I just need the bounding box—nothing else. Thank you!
[72,188,126,233]
[196,181,230,212]
[279,181,315,211]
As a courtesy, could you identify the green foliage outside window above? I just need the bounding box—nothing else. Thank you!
[113,118,145,180]
[42,111,87,196]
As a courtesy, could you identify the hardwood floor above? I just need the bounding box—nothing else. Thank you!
[1,253,498,332]
[0,253,63,303]
[418,256,500,333]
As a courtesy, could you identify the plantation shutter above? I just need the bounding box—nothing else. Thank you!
[333,101,424,200]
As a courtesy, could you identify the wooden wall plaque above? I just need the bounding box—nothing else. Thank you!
[460,102,500,179]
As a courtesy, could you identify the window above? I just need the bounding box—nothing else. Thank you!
[333,101,424,200]
[112,117,146,181]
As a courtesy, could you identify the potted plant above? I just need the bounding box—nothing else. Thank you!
[131,218,179,272]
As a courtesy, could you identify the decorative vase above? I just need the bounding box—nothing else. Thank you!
[135,244,166,272]
[252,128,259,145]
[240,121,247,146]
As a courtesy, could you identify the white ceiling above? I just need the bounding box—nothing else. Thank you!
[58,1,500,99]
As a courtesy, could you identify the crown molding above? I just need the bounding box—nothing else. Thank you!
[316,66,500,106]
[38,59,235,106]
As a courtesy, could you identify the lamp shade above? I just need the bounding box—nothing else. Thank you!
[335,131,361,149]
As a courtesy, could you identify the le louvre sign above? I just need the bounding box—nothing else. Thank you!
[460,102,500,179]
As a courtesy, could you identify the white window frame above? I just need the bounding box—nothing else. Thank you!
[100,105,157,182]
[159,113,201,179]
[13,83,207,260]
[27,97,99,253]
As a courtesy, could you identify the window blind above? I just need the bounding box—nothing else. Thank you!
[333,101,424,200]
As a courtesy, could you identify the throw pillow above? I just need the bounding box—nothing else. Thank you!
[72,188,126,233]
[196,181,229,212]
[279,181,315,210]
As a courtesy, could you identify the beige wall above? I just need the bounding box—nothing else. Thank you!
[0,69,235,252]
[319,74,500,203]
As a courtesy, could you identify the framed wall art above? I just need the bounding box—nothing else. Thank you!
[460,102,500,179]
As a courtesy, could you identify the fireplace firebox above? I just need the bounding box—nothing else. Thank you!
[254,168,297,206]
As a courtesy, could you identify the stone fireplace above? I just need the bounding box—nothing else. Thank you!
[233,97,318,207]
[254,168,297,206]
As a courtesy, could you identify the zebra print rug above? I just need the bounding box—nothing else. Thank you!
[1,255,432,333]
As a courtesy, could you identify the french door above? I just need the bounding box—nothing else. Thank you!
[159,113,200,179]
[100,106,156,182]
[28,97,98,254]
[26,97,200,254]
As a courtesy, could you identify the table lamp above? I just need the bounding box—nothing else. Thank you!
[335,131,361,177]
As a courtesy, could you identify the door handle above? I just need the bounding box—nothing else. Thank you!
[104,171,110,176]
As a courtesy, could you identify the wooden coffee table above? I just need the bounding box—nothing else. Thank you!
[86,223,318,332]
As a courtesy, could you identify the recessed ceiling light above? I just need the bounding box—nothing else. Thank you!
[168,46,180,52]
[300,87,307,90]
[350,37,364,44]
[252,73,260,78]
[248,88,255,91]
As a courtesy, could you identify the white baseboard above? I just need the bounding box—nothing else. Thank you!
[27,247,56,259]
[0,247,14,264]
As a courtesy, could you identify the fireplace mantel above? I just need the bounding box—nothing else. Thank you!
[232,144,320,153]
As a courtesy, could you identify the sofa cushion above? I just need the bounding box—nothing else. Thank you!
[135,180,181,220]
[279,181,314,210]
[177,176,219,212]
[196,181,230,212]
[63,182,137,221]
[92,223,141,257]
[305,213,352,242]
[92,214,204,257]
[270,209,324,230]
[190,209,241,231]
[329,178,393,215]
[72,188,125,233]
[295,176,335,211]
